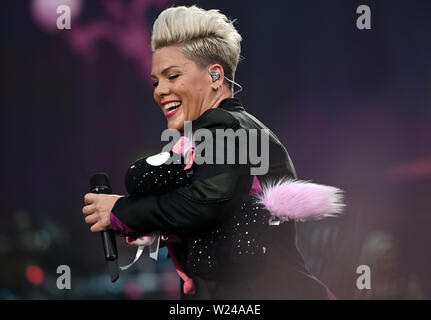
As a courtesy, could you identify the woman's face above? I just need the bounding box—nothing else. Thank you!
[151,45,213,131]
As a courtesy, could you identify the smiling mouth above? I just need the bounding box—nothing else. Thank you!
[165,102,181,118]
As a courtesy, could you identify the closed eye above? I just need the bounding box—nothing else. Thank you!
[152,74,179,87]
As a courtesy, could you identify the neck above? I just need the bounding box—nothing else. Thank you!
[208,87,232,109]
[197,87,232,118]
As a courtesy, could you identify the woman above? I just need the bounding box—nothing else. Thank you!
[82,5,335,299]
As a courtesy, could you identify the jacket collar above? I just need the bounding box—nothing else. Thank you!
[189,98,244,133]
[218,98,245,111]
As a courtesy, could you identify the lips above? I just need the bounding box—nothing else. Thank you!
[162,100,182,118]
[166,104,181,118]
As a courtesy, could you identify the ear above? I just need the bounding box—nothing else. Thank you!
[208,63,225,90]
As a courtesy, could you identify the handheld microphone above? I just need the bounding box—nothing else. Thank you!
[89,173,119,282]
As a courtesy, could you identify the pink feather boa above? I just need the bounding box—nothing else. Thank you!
[255,178,345,221]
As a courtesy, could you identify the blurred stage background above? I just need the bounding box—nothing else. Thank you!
[1,0,430,299]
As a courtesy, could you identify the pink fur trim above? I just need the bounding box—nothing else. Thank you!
[255,179,345,221]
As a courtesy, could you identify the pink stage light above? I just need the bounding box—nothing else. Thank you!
[123,281,143,300]
[387,155,431,180]
[30,0,83,33]
[25,265,45,285]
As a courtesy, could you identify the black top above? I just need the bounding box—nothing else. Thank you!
[112,98,328,299]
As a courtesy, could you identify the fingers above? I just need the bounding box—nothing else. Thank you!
[82,193,115,233]
[90,222,103,233]
[84,212,107,231]
[84,193,97,205]
[90,221,109,233]
[82,204,96,216]
[84,211,108,229]
[84,213,98,225]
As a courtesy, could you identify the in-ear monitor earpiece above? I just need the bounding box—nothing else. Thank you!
[211,72,221,82]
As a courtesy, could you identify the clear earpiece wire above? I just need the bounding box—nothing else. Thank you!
[209,68,243,96]
[225,76,243,96]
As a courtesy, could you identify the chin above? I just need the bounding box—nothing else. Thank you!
[167,119,184,131]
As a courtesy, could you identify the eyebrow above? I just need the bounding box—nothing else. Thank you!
[151,65,180,79]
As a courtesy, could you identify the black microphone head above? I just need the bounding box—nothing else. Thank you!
[90,173,112,193]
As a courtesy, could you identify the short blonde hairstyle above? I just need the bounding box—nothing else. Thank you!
[151,5,242,91]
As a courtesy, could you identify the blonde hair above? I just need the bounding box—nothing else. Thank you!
[151,5,242,92]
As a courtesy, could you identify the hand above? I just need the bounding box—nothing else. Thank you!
[126,233,158,246]
[82,193,124,232]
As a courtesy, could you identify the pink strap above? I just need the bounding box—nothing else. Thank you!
[166,243,196,296]
[171,136,195,171]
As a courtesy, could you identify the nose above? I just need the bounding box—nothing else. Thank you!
[154,79,170,99]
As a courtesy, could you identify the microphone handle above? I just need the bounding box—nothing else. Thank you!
[91,184,119,282]
[101,229,117,260]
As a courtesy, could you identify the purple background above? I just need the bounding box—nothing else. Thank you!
[1,0,430,299]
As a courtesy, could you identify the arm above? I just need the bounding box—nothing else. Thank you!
[111,108,248,238]
[111,163,247,237]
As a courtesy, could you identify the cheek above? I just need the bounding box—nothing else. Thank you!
[176,76,206,119]
[176,82,192,108]
[176,81,188,95]
[153,89,160,105]
[168,115,185,131]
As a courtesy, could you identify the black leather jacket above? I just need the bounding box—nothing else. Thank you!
[112,98,328,299]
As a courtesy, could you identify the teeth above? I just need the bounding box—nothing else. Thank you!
[167,107,179,114]
[164,101,181,110]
